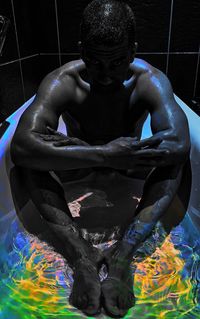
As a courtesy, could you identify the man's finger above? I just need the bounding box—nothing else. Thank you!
[41,135,62,141]
[39,134,54,140]
[133,148,169,157]
[138,159,165,166]
[46,126,57,133]
[53,140,77,146]
[47,126,66,137]
[137,137,162,149]
[130,165,155,171]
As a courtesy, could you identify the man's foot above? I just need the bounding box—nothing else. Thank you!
[101,244,135,318]
[69,259,101,316]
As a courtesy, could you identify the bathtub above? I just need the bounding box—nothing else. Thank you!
[0,95,200,318]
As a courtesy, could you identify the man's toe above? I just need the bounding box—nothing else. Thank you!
[69,292,88,310]
[69,292,74,306]
[83,305,101,316]
[83,298,101,316]
[102,279,135,317]
[129,292,135,307]
[77,294,88,309]
[103,296,122,317]
[118,292,135,310]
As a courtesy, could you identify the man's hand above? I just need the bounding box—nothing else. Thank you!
[134,134,190,166]
[104,135,164,169]
[39,126,90,147]
[104,134,189,170]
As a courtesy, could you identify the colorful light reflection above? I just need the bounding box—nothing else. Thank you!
[0,218,200,319]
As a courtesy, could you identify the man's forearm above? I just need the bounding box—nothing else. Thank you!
[11,133,110,171]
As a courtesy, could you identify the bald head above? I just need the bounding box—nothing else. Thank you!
[80,0,136,48]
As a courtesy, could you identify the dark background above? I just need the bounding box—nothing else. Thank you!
[0,0,200,122]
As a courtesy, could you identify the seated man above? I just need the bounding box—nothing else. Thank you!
[10,0,190,317]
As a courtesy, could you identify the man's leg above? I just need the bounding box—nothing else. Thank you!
[20,167,103,316]
[102,161,191,317]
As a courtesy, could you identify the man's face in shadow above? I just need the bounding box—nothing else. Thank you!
[79,40,137,91]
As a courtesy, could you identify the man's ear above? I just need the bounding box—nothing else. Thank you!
[77,41,83,56]
[131,42,138,55]
[129,42,138,62]
[134,42,138,52]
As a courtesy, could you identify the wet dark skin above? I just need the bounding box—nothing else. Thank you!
[11,39,190,317]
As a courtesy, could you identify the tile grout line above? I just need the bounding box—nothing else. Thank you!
[40,52,79,56]
[54,0,62,66]
[166,0,174,75]
[137,52,199,55]
[10,0,26,102]
[193,44,200,98]
[0,54,40,67]
[39,52,200,55]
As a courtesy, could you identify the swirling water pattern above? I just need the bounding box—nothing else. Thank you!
[0,216,200,319]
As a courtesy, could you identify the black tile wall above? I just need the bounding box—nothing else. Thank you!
[13,0,58,56]
[35,0,58,53]
[0,54,60,123]
[170,0,200,52]
[196,62,200,98]
[12,0,38,57]
[61,53,80,66]
[133,0,172,52]
[21,55,40,100]
[21,54,60,100]
[167,54,198,103]
[0,0,19,64]
[38,54,60,78]
[136,54,167,74]
[0,61,24,122]
[57,0,89,53]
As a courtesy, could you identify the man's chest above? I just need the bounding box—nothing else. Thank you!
[62,93,146,143]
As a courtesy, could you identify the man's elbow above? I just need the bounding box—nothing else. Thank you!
[177,139,191,163]
[10,133,56,171]
[10,134,32,167]
[11,139,25,166]
[180,116,191,157]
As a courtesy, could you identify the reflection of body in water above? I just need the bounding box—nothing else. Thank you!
[10,0,191,317]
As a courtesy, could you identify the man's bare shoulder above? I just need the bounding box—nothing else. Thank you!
[53,59,84,79]
[17,60,84,129]
[28,59,85,115]
[132,58,174,106]
[38,60,83,96]
[131,58,165,82]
